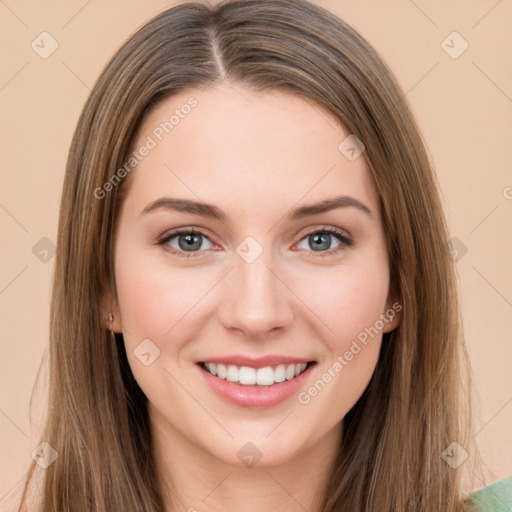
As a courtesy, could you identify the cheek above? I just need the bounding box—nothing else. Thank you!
[296,257,389,406]
[333,277,387,347]
[113,245,208,410]
[302,259,389,350]
[114,241,209,344]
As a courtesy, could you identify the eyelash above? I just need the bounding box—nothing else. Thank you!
[156,225,353,259]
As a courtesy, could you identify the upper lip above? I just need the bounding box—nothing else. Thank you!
[196,355,315,369]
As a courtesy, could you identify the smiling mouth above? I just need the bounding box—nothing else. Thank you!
[198,361,317,387]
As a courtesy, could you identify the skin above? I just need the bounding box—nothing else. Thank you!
[103,82,401,511]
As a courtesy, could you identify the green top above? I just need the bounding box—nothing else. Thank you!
[467,477,512,511]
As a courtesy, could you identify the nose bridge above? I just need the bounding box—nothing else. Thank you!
[219,236,293,335]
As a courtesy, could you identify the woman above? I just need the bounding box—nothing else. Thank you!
[17,0,511,510]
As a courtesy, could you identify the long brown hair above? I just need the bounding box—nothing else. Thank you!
[18,0,480,510]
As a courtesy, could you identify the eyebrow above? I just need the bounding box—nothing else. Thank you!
[140,195,372,221]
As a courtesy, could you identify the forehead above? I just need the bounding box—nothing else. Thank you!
[122,82,378,218]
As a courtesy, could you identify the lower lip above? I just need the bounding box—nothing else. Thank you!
[196,363,316,409]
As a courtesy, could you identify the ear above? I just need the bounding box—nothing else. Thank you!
[382,290,403,334]
[99,282,123,334]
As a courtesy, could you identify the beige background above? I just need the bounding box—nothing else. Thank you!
[1,0,511,506]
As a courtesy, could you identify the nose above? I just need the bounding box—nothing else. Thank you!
[218,247,295,339]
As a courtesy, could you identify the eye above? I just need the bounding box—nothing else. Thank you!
[295,226,353,257]
[157,228,216,258]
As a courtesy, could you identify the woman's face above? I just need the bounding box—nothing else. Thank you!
[107,82,400,468]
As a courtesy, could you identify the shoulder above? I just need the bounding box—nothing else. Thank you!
[466,476,512,511]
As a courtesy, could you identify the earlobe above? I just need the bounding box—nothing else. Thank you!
[101,307,123,334]
[99,287,123,333]
[382,297,403,333]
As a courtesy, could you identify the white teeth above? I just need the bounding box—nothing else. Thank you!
[274,364,286,383]
[285,364,296,380]
[203,362,309,385]
[256,367,274,385]
[226,365,239,382]
[216,364,227,379]
[239,366,256,385]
